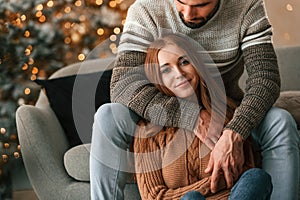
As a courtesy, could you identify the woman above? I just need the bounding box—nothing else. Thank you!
[133,34,273,200]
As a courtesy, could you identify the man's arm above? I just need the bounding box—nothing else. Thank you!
[225,0,280,139]
[203,0,280,191]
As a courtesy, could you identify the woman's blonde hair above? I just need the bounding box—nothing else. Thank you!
[144,34,237,125]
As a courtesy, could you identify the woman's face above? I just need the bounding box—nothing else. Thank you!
[158,44,199,98]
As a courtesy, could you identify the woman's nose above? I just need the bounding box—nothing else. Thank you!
[174,66,185,79]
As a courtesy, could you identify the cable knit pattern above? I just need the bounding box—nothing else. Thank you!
[134,121,255,200]
[134,121,230,200]
[111,0,280,139]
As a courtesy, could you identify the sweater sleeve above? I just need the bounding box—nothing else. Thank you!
[225,0,280,138]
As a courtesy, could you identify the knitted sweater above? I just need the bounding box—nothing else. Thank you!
[133,121,255,200]
[111,0,280,139]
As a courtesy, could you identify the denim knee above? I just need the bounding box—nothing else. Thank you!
[94,103,140,137]
[253,107,299,146]
[180,191,206,200]
[229,168,273,200]
[242,168,272,187]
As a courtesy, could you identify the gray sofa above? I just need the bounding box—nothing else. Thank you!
[16,46,300,200]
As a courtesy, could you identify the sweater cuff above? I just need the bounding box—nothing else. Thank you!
[224,115,253,140]
[174,99,201,132]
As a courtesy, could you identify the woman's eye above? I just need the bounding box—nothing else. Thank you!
[161,67,171,74]
[179,58,190,66]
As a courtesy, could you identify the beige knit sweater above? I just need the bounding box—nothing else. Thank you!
[133,121,254,200]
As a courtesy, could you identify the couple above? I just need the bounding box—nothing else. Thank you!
[90,0,299,199]
[91,33,272,200]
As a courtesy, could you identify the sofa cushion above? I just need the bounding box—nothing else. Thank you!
[64,144,90,181]
[35,70,112,147]
[274,91,300,129]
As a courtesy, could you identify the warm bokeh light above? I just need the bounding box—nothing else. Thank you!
[24,88,31,95]
[97,28,105,35]
[47,1,54,7]
[36,4,43,11]
[78,53,86,61]
[0,128,6,134]
[96,0,103,5]
[113,27,121,34]
[286,4,293,11]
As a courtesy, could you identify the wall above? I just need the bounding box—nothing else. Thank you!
[264,0,300,47]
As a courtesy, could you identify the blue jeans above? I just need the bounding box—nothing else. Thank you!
[90,103,299,200]
[180,168,273,200]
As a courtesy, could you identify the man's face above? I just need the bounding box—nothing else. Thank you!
[174,0,219,29]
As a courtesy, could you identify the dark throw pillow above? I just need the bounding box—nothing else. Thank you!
[35,70,112,147]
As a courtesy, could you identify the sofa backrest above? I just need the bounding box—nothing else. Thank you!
[239,45,300,91]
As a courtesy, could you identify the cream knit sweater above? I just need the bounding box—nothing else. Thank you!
[111,0,280,139]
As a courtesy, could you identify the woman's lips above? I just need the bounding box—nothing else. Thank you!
[175,80,190,88]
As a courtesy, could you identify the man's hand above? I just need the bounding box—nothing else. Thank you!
[193,110,223,149]
[204,129,244,193]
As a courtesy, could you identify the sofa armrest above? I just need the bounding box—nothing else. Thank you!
[274,91,300,129]
[16,104,81,199]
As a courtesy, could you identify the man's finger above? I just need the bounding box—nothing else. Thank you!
[210,165,221,193]
[231,165,239,182]
[223,166,234,189]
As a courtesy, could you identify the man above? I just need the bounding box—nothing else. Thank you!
[90,0,300,199]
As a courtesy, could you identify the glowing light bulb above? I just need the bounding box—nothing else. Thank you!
[286,4,293,11]
[78,53,86,61]
[24,88,31,95]
[0,128,6,134]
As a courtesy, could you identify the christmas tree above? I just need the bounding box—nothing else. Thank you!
[0,0,133,198]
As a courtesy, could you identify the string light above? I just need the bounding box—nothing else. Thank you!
[0,128,6,135]
[36,4,44,11]
[20,15,26,21]
[286,4,293,11]
[64,37,72,44]
[28,58,34,65]
[109,34,117,42]
[35,11,43,18]
[109,1,117,8]
[113,27,121,34]
[14,152,20,159]
[24,88,31,95]
[64,6,71,13]
[95,0,103,5]
[97,28,105,36]
[22,63,29,70]
[78,53,86,61]
[31,75,37,81]
[4,143,9,149]
[75,0,82,7]
[2,155,8,163]
[32,67,39,75]
[39,15,46,23]
[47,1,54,8]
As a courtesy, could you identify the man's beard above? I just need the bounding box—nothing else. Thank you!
[179,13,208,29]
[178,0,220,29]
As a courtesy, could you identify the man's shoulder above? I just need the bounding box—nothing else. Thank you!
[130,0,173,10]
